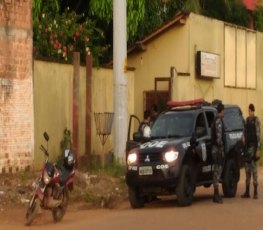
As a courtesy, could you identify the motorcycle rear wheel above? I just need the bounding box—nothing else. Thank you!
[52,188,69,222]
[24,197,39,226]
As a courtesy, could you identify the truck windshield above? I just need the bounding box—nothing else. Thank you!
[151,112,194,139]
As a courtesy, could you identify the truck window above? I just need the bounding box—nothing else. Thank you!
[224,107,244,131]
[195,113,207,138]
[151,112,194,138]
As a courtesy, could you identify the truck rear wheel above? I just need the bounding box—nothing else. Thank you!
[222,159,239,197]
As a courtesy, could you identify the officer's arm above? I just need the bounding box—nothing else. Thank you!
[256,117,261,149]
[143,126,151,138]
[216,120,223,147]
[243,119,247,144]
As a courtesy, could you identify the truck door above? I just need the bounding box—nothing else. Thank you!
[126,115,141,160]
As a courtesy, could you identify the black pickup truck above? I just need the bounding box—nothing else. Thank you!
[125,99,245,208]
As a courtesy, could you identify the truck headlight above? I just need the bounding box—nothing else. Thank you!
[164,150,179,162]
[127,152,137,165]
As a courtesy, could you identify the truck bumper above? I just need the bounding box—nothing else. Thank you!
[126,163,180,188]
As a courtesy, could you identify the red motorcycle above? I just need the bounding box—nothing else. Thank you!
[25,132,75,226]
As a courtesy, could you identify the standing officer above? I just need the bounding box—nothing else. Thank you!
[211,102,225,204]
[241,103,261,199]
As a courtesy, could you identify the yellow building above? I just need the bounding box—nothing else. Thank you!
[32,12,263,168]
[128,12,263,129]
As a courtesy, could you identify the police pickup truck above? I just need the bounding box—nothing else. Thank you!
[125,99,245,208]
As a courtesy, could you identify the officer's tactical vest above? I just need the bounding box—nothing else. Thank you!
[211,117,224,146]
[246,116,257,145]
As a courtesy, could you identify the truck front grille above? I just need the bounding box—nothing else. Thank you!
[138,152,162,163]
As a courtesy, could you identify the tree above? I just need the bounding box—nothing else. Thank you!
[253,5,263,31]
[33,0,108,65]
[88,0,204,43]
[200,0,249,27]
[89,0,145,41]
[33,0,59,24]
[32,0,263,65]
[135,0,202,43]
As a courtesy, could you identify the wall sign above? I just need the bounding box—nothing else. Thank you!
[196,51,220,79]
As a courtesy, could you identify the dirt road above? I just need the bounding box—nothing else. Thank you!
[1,168,263,230]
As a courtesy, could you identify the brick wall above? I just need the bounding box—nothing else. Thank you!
[0,0,33,173]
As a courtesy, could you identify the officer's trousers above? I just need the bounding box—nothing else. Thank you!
[213,164,222,190]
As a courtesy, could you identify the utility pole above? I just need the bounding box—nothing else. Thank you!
[113,0,127,162]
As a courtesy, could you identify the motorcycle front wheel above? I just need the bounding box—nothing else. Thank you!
[24,196,40,226]
[52,187,69,222]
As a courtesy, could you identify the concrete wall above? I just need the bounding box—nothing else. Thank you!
[33,60,134,168]
[33,61,73,168]
[128,13,263,134]
[0,0,33,173]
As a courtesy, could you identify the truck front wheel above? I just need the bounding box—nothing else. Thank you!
[128,186,144,209]
[176,164,195,206]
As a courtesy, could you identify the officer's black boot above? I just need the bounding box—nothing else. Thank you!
[213,188,223,204]
[241,185,250,198]
[253,185,258,199]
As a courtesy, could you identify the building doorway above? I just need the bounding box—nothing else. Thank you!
[144,90,170,112]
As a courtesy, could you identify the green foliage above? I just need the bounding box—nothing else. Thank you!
[127,0,145,40]
[89,154,125,178]
[18,170,32,183]
[89,0,145,40]
[60,128,72,151]
[103,160,126,178]
[33,0,59,25]
[57,128,72,166]
[32,0,42,25]
[253,5,263,32]
[225,2,249,27]
[32,0,263,65]
[135,0,165,42]
[183,0,202,13]
[130,0,202,43]
[33,0,109,65]
[200,0,249,26]
[89,0,113,24]
[84,191,95,203]
[84,191,115,208]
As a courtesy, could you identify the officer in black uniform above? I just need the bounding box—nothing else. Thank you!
[211,102,225,204]
[241,103,261,199]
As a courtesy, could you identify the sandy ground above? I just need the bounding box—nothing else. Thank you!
[0,167,263,230]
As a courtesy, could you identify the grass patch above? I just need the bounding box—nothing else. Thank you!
[89,155,126,179]
[18,170,33,183]
[84,191,96,203]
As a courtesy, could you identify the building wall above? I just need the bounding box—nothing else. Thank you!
[128,22,189,120]
[187,13,263,123]
[33,60,134,169]
[0,0,33,173]
[128,13,263,133]
[91,68,134,159]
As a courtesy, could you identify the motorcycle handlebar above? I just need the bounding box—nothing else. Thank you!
[40,145,49,157]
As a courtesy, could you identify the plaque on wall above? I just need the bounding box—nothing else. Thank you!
[196,51,220,79]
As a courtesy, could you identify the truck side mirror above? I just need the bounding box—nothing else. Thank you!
[43,132,49,142]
